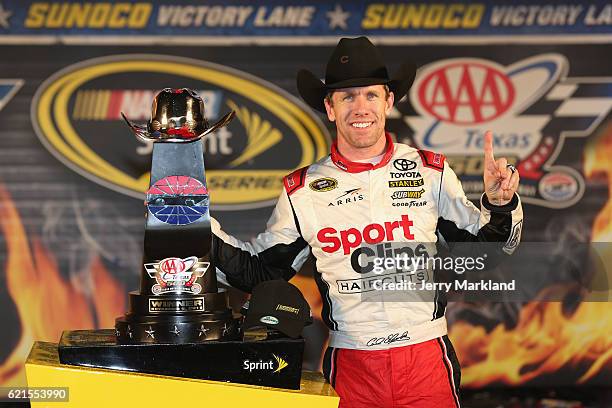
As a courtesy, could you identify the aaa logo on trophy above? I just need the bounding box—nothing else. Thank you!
[145,256,210,295]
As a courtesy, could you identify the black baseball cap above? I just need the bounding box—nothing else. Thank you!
[243,280,312,338]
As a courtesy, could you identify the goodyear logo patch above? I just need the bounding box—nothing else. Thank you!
[32,55,329,210]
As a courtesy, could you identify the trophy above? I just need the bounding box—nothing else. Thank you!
[55,88,305,389]
[116,88,239,343]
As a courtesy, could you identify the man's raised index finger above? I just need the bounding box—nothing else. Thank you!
[484,130,495,161]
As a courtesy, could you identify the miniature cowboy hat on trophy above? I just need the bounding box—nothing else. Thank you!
[121,87,235,143]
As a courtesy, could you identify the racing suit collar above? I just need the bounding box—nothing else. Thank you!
[330,132,394,173]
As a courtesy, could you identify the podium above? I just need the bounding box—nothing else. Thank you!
[26,342,339,407]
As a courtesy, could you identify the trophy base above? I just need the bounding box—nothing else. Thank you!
[115,290,240,343]
[115,312,240,343]
[58,329,305,389]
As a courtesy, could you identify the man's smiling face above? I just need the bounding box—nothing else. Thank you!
[324,84,394,150]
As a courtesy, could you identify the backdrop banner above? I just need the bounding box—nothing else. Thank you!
[0,0,610,391]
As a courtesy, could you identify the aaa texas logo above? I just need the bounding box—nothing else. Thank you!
[145,256,209,295]
[401,54,612,208]
[32,55,329,210]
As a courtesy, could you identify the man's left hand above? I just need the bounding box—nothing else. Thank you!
[483,130,520,206]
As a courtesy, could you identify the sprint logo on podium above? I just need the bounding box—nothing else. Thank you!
[243,354,289,374]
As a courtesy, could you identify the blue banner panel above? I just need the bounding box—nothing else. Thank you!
[0,1,611,41]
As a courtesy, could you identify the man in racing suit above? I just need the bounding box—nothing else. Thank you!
[211,37,523,407]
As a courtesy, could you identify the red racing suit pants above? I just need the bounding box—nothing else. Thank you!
[323,336,461,408]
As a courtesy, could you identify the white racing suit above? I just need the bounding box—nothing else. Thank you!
[211,134,523,350]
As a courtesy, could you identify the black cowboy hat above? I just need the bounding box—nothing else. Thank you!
[122,88,234,143]
[296,36,417,113]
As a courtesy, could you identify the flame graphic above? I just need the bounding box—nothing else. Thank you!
[450,301,611,386]
[450,125,612,387]
[0,186,126,387]
[585,122,612,241]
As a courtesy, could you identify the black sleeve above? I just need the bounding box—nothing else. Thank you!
[436,193,520,270]
[212,234,308,293]
[209,190,310,293]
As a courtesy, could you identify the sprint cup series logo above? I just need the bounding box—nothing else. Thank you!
[145,256,210,295]
[32,55,329,210]
[400,54,612,208]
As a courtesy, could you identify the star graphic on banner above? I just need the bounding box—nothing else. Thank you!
[0,4,12,29]
[326,4,350,30]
